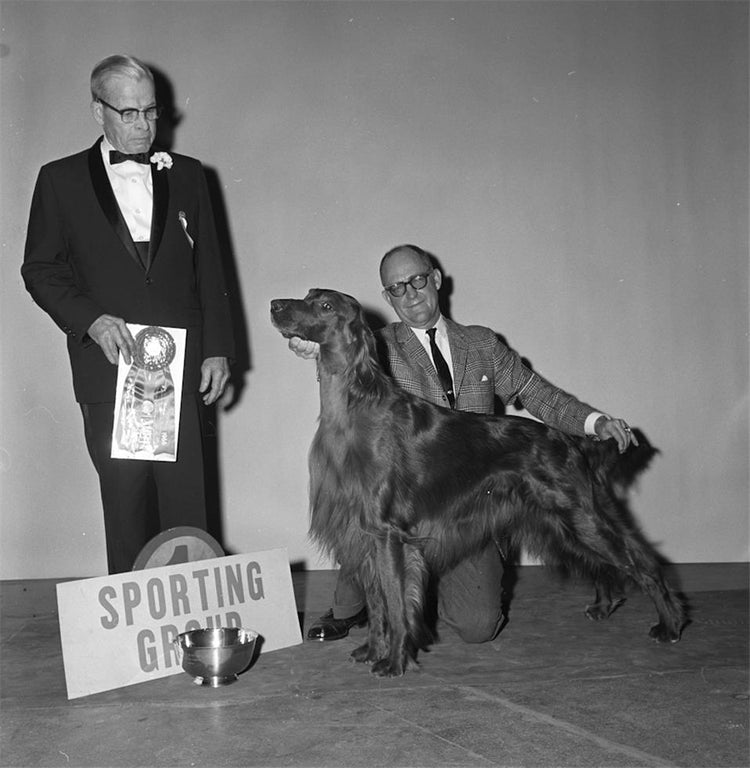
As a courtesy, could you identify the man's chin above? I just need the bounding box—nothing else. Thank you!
[127,141,154,154]
[400,310,435,329]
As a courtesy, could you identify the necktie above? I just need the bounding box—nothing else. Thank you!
[110,150,150,165]
[426,328,455,408]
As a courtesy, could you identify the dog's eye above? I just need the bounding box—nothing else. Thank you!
[320,302,334,312]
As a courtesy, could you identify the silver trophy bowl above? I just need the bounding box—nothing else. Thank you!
[175,627,258,687]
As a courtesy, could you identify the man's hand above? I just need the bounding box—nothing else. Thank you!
[594,416,639,453]
[199,356,230,405]
[87,314,136,365]
[288,336,320,359]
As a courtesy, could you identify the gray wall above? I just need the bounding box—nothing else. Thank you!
[1,1,747,578]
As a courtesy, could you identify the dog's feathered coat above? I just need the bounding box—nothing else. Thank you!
[271,289,685,677]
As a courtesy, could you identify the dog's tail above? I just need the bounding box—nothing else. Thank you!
[578,428,659,499]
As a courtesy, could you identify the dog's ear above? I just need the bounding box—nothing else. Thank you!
[338,297,373,349]
[344,303,380,389]
[315,291,380,382]
[344,300,367,339]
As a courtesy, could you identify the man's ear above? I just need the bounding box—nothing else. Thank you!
[432,269,443,290]
[381,289,395,309]
[91,100,104,127]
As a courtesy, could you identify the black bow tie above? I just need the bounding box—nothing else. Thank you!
[109,150,150,165]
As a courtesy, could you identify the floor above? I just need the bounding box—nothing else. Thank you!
[1,565,748,768]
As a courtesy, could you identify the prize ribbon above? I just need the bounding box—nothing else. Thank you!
[115,327,177,457]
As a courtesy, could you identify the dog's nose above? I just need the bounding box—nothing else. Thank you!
[270,300,284,313]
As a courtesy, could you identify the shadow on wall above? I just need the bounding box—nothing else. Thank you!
[149,63,252,553]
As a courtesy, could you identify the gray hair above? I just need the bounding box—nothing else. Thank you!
[90,54,153,100]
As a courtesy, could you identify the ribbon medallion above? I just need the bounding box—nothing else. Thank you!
[114,326,180,459]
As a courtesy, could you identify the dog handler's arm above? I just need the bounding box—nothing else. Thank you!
[288,337,320,360]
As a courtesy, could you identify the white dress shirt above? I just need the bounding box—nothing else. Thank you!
[412,316,454,385]
[100,137,153,242]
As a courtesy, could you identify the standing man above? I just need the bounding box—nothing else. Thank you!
[291,243,636,643]
[22,55,235,574]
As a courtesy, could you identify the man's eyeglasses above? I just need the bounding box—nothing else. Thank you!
[98,97,161,123]
[384,270,433,297]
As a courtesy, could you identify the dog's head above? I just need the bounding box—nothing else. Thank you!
[271,288,375,374]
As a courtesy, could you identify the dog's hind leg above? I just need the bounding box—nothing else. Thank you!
[589,484,686,642]
[570,486,685,642]
[585,572,627,622]
[519,470,685,642]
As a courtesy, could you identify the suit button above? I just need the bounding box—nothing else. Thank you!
[146,277,153,285]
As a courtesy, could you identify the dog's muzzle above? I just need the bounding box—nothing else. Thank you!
[270,299,302,339]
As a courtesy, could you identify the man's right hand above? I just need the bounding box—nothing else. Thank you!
[87,314,136,365]
[288,336,320,360]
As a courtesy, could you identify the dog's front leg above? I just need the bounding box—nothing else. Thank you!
[351,587,387,665]
[368,531,418,678]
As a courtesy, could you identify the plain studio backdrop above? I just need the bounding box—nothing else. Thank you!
[0,1,747,578]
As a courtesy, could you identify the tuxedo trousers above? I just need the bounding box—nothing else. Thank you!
[80,395,207,574]
[332,543,505,644]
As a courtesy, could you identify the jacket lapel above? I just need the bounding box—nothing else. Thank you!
[444,318,468,398]
[87,139,143,270]
[395,323,440,385]
[148,160,169,271]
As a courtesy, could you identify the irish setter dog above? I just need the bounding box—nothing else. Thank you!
[271,289,685,677]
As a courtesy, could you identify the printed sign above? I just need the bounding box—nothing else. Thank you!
[56,548,302,699]
[111,324,186,462]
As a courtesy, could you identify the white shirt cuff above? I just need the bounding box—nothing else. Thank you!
[584,411,607,436]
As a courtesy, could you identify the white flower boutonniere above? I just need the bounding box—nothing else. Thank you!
[150,152,173,171]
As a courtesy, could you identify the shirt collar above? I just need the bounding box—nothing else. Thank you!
[408,315,447,337]
[100,136,115,163]
[407,316,449,351]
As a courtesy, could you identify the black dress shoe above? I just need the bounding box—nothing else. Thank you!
[307,607,368,641]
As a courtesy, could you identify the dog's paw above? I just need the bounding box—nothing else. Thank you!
[369,654,420,677]
[585,603,609,621]
[350,643,376,664]
[585,597,626,621]
[405,656,421,673]
[370,659,405,677]
[648,622,681,643]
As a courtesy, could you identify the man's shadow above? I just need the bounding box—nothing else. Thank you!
[151,65,251,552]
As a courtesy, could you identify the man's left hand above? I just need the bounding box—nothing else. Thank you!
[199,356,230,405]
[594,416,639,453]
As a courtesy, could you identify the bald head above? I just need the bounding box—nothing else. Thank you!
[379,244,432,285]
[379,244,442,329]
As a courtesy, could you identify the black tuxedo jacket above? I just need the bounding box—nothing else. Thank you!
[23,138,235,403]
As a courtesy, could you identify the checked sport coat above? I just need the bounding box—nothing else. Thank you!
[376,317,596,435]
